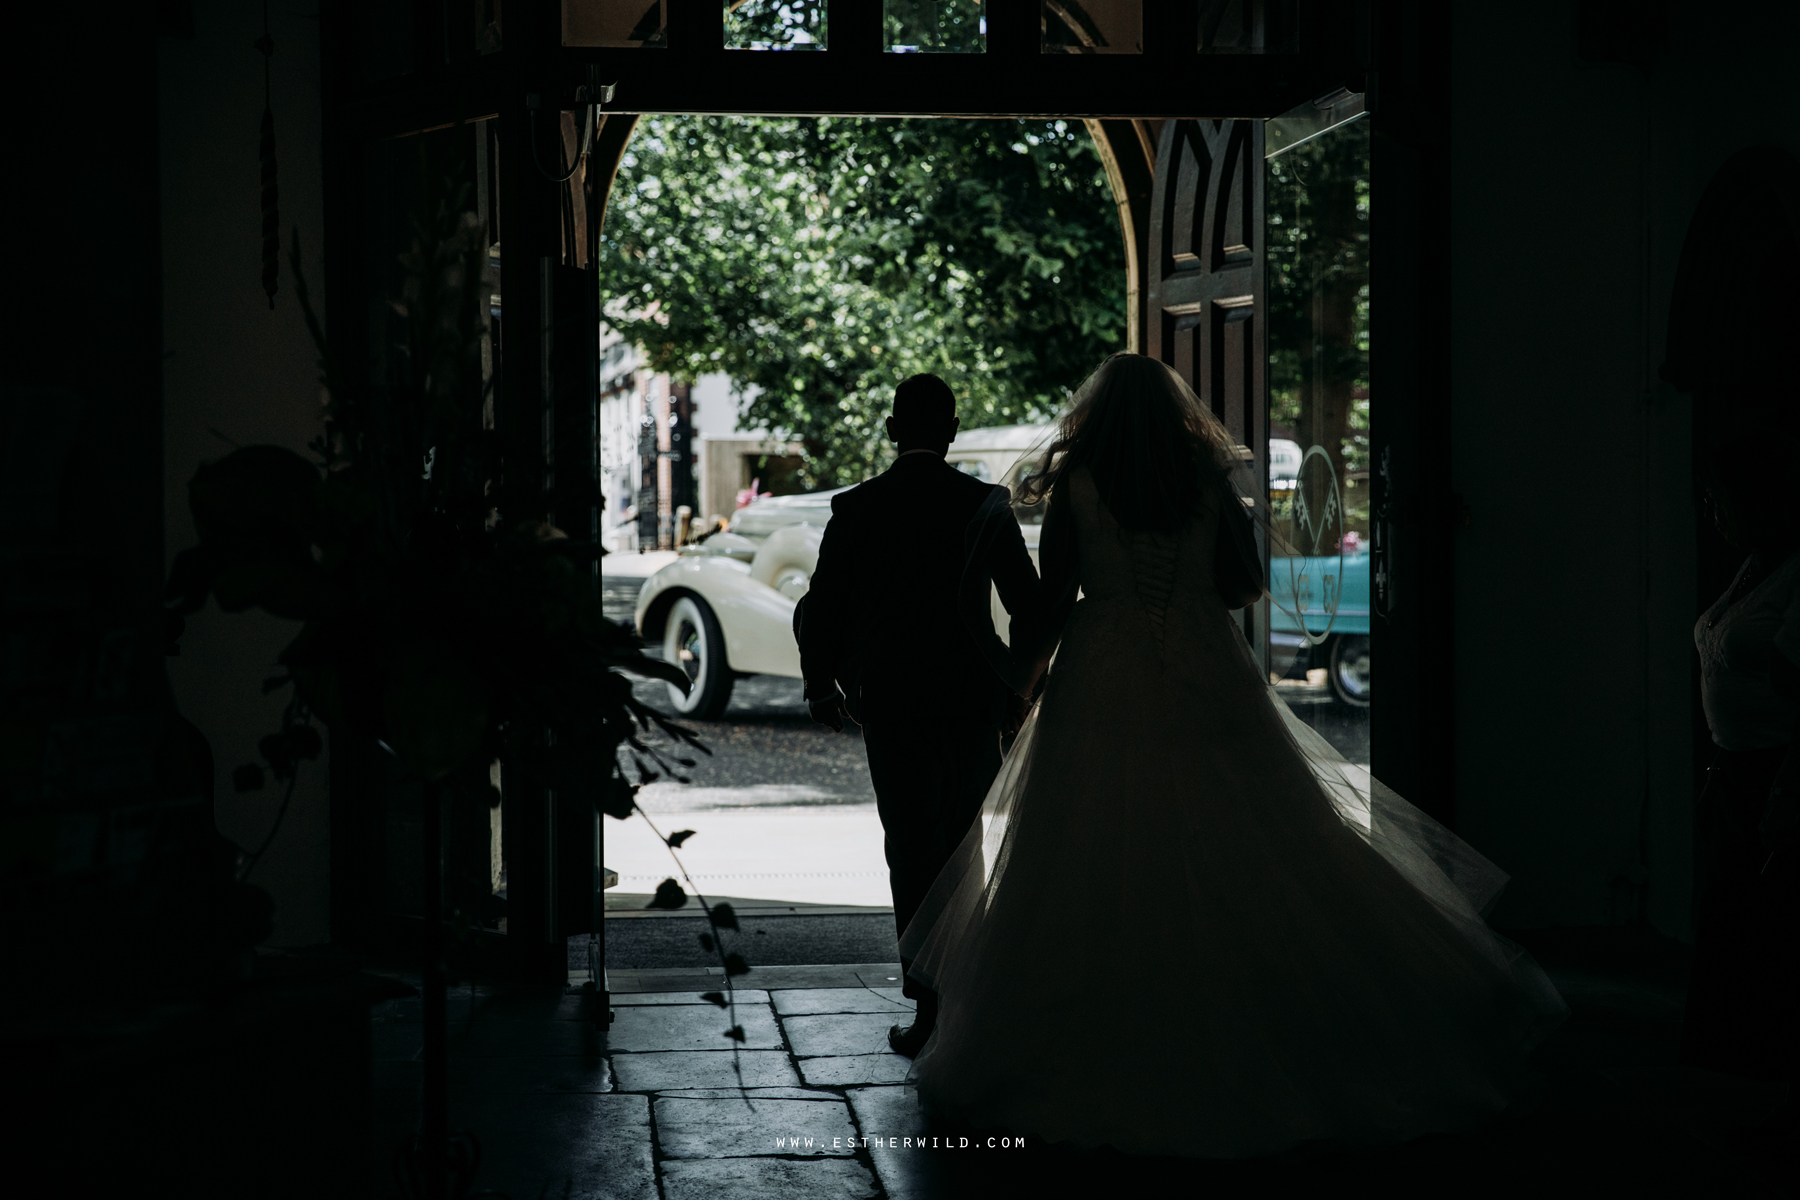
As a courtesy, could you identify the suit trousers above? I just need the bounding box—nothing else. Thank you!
[862,720,1003,1000]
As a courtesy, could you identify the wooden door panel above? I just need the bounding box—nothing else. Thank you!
[1211,295,1256,443]
[1148,116,1266,664]
[1210,122,1256,270]
[1148,117,1265,458]
[1163,124,1207,275]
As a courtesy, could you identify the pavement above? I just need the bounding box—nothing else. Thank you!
[366,928,1797,1199]
[607,805,888,909]
[598,572,1375,921]
[602,572,890,918]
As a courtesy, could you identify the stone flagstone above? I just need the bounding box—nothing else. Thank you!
[657,1087,842,1100]
[607,999,783,1051]
[797,1055,914,1087]
[444,1091,655,1200]
[660,1157,879,1200]
[653,1096,859,1158]
[780,1011,904,1057]
[610,1050,800,1091]
[610,989,772,1007]
[845,1086,948,1200]
[771,987,914,1016]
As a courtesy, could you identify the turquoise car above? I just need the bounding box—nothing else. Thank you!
[1267,549,1370,707]
[1265,436,1371,708]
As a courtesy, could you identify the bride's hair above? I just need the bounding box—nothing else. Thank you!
[1017,353,1241,534]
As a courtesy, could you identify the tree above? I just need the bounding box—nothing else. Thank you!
[599,116,1126,488]
[1267,118,1371,536]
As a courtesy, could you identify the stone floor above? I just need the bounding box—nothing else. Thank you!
[368,931,1798,1199]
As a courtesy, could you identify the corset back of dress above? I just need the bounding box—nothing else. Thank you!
[1064,466,1224,653]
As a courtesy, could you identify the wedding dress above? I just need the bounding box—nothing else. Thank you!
[897,466,1568,1158]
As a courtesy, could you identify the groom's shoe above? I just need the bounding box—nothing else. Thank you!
[888,1019,933,1057]
[888,988,938,1057]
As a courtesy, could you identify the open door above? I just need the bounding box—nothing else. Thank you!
[1146,118,1269,672]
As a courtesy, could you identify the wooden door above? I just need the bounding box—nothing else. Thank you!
[1146,118,1268,664]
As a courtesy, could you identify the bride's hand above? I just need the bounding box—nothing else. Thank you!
[1002,691,1031,736]
[807,693,848,733]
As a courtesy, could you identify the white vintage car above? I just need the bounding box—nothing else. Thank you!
[634,424,1054,718]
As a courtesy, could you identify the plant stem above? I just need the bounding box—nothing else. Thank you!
[422,779,448,1200]
[237,767,299,884]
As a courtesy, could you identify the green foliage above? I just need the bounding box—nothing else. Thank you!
[726,0,826,49]
[1266,119,1371,498]
[600,116,1126,487]
[884,0,985,52]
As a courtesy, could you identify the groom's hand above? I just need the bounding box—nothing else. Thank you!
[805,680,848,732]
[1001,691,1031,737]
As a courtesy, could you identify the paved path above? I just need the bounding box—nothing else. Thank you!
[607,804,889,908]
[598,572,1374,916]
[604,572,886,909]
[368,932,1795,1199]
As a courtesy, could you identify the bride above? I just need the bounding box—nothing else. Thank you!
[897,353,1568,1158]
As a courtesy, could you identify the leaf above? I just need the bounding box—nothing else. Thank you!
[722,1025,746,1042]
[697,932,714,952]
[597,115,1124,488]
[164,547,215,614]
[599,773,638,820]
[722,953,750,977]
[281,623,349,732]
[699,991,728,1008]
[612,654,693,695]
[709,902,738,931]
[646,878,688,910]
[187,445,322,545]
[211,559,320,620]
[233,764,266,792]
[666,829,696,849]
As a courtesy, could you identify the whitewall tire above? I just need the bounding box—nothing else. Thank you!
[663,594,735,720]
[1327,635,1371,708]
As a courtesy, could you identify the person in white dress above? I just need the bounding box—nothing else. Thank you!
[896,353,1568,1159]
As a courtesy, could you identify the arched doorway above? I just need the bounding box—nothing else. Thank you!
[320,0,1371,994]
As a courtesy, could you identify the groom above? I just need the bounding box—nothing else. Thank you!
[795,374,1038,1056]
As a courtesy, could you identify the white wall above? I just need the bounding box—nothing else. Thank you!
[160,1,329,945]
[691,371,762,440]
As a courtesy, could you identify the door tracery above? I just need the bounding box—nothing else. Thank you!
[1146,117,1268,667]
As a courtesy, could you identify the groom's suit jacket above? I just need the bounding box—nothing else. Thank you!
[796,451,1039,727]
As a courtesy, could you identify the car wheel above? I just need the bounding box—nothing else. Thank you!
[663,594,735,720]
[1327,634,1371,708]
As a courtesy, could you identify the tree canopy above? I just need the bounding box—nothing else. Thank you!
[1266,118,1371,531]
[599,116,1126,487]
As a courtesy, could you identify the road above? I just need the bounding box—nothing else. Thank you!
[604,572,889,913]
[599,572,1374,918]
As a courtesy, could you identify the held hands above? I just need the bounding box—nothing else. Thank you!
[1002,691,1032,737]
[805,681,848,733]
